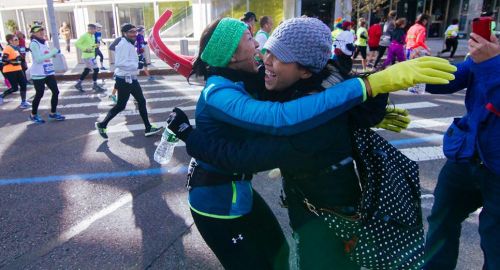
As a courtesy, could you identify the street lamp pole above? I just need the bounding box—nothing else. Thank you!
[46,0,68,72]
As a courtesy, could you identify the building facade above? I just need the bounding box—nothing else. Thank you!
[0,0,498,42]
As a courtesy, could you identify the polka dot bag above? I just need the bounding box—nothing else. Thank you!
[315,128,425,269]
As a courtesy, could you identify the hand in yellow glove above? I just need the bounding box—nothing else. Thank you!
[366,56,457,97]
[375,107,411,133]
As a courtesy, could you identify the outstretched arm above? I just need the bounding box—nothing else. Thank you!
[203,76,366,136]
[426,59,470,94]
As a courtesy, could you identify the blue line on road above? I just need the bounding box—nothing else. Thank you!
[0,166,189,186]
[0,135,443,186]
[389,134,443,146]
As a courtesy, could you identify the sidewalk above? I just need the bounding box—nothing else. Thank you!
[54,38,469,81]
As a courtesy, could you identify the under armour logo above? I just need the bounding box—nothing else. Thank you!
[231,234,244,244]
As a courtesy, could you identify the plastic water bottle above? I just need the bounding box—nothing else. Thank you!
[154,129,179,164]
[408,83,426,94]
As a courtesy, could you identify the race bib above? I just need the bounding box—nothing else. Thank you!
[43,63,55,75]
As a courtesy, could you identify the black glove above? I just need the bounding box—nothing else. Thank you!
[166,107,193,141]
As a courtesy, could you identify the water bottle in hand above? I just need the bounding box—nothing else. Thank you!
[154,129,179,164]
[408,83,426,94]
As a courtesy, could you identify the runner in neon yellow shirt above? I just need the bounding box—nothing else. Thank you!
[354,19,368,71]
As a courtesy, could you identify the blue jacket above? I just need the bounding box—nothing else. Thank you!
[426,56,500,175]
[189,74,367,218]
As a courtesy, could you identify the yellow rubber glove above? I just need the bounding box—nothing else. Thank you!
[375,107,411,133]
[367,56,457,97]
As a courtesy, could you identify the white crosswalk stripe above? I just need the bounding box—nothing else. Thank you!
[394,101,439,110]
[65,105,197,120]
[4,88,201,102]
[37,95,199,110]
[399,146,445,161]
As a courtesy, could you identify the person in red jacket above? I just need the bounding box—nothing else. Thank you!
[406,14,431,59]
[367,18,383,68]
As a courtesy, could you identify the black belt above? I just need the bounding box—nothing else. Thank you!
[282,157,354,181]
[187,165,252,189]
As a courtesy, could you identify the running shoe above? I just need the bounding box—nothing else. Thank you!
[95,122,108,139]
[147,76,156,81]
[108,94,117,103]
[145,125,163,137]
[29,114,45,124]
[19,101,31,109]
[93,83,106,92]
[100,66,108,70]
[48,112,66,121]
[74,82,84,92]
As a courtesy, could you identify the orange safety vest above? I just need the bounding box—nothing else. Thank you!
[2,45,22,73]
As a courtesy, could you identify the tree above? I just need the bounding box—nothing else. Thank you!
[5,19,18,33]
[351,0,399,23]
[352,0,393,14]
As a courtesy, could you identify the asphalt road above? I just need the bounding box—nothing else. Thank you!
[0,75,483,269]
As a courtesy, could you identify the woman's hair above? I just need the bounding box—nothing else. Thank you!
[260,16,271,28]
[388,10,397,19]
[451,18,459,24]
[190,18,223,79]
[359,18,366,27]
[416,14,430,24]
[5,34,16,44]
[395,18,407,28]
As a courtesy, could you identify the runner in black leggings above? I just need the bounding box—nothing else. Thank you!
[97,77,157,135]
[191,191,288,269]
[28,25,65,123]
[95,23,161,139]
[1,34,28,108]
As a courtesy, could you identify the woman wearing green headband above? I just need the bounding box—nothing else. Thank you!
[170,17,455,269]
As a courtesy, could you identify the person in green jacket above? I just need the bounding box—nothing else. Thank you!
[74,24,105,92]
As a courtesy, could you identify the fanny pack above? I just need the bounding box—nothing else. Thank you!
[186,161,252,189]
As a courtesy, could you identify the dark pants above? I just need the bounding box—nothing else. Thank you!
[424,160,500,270]
[95,47,104,64]
[285,186,360,270]
[65,39,70,52]
[191,191,289,270]
[440,38,458,58]
[2,70,27,101]
[373,45,387,68]
[32,75,59,115]
[79,68,99,82]
[353,46,367,60]
[100,78,151,129]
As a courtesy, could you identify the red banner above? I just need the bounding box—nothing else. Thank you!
[148,10,194,78]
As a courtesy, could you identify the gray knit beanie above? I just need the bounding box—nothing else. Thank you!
[264,17,332,73]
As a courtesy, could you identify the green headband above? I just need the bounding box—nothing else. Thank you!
[201,18,248,67]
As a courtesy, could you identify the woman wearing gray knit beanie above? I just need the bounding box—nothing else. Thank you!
[165,16,456,270]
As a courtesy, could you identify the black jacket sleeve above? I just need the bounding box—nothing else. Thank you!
[186,115,351,174]
[348,93,388,128]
